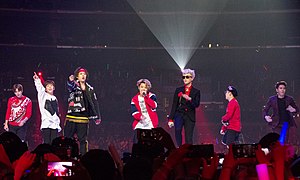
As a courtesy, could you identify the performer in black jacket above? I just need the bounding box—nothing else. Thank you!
[168,69,200,146]
[263,80,299,144]
[64,67,101,155]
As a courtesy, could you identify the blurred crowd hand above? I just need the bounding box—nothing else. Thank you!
[156,144,219,180]
[108,143,124,176]
[269,142,287,180]
[270,142,286,162]
[180,152,219,179]
[255,144,278,180]
[220,144,257,179]
[264,116,272,122]
[154,127,176,151]
[201,153,219,179]
[220,144,236,172]
[220,143,291,180]
[164,144,192,169]
[14,151,36,180]
[284,144,295,161]
[255,144,270,165]
[0,144,12,169]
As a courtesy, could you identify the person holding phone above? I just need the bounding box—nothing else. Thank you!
[131,79,158,132]
[64,67,101,155]
[168,69,201,146]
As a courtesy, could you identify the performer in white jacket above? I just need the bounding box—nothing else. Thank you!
[33,72,61,144]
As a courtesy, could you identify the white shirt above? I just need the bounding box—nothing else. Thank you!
[34,79,61,132]
[134,96,154,130]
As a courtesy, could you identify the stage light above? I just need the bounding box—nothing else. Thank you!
[127,0,229,69]
[38,72,42,76]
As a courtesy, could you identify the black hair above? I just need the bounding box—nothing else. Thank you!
[74,67,89,79]
[44,80,55,87]
[275,81,287,89]
[12,84,23,92]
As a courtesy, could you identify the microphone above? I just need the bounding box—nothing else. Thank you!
[178,92,183,105]
[142,92,146,97]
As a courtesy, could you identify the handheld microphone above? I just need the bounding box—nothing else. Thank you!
[142,92,146,96]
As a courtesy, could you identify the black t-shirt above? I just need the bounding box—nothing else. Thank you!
[277,97,290,123]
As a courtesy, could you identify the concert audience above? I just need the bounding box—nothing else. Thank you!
[0,129,299,180]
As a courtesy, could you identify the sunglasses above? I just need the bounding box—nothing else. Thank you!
[182,76,192,79]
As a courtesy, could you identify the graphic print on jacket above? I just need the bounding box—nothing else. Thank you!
[44,99,59,116]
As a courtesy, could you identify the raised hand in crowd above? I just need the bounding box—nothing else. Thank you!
[0,144,12,169]
[13,151,36,180]
[109,143,124,178]
[152,144,191,180]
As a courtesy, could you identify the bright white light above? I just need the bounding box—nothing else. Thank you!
[127,0,228,69]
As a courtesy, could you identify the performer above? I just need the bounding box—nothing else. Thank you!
[33,72,61,144]
[131,79,159,130]
[4,84,32,142]
[168,69,200,146]
[64,67,101,155]
[263,80,299,145]
[220,86,241,147]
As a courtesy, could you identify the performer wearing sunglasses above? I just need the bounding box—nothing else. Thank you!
[168,69,200,146]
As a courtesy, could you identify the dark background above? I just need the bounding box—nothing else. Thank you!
[0,0,299,153]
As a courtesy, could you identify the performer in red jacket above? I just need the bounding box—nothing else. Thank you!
[131,79,158,130]
[220,86,241,147]
[4,84,32,142]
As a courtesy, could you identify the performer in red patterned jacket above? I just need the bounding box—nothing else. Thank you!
[4,84,32,141]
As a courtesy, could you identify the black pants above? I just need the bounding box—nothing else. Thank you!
[222,129,240,146]
[64,121,89,155]
[9,123,27,142]
[174,113,195,146]
[41,128,58,144]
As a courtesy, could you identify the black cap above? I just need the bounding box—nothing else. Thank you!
[227,86,238,97]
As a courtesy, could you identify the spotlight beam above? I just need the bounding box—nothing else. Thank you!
[127,0,228,69]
